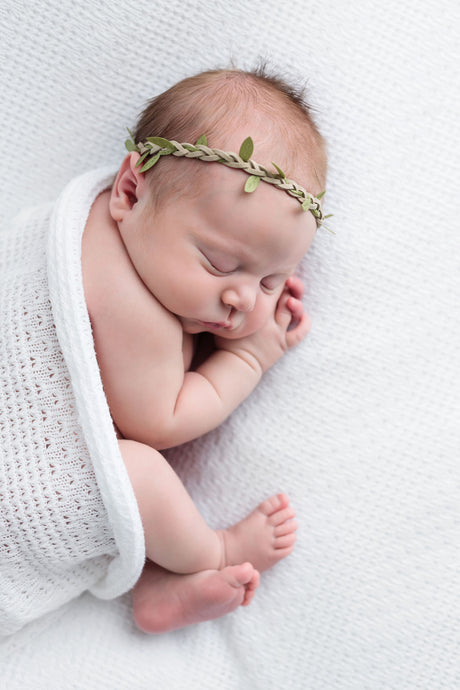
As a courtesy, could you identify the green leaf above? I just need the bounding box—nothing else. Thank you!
[135,150,150,167]
[195,134,207,146]
[146,136,176,151]
[301,199,312,212]
[316,190,326,200]
[125,138,137,152]
[239,137,254,162]
[139,152,160,172]
[183,144,198,152]
[244,175,261,193]
[323,214,334,219]
[272,162,286,179]
[125,127,137,151]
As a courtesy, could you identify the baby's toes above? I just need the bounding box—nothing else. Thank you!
[274,533,297,549]
[269,506,296,527]
[259,493,290,517]
[274,519,298,537]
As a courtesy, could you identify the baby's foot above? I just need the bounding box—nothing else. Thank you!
[218,493,297,573]
[132,561,259,634]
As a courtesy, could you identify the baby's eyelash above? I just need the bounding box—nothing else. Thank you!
[201,251,236,275]
[260,276,284,291]
[260,283,278,293]
[206,260,232,275]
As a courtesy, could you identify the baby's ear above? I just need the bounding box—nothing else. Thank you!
[109,152,147,222]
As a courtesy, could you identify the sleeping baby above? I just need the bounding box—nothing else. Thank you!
[0,67,327,635]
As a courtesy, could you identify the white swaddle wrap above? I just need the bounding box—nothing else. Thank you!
[1,1,459,686]
[0,168,145,636]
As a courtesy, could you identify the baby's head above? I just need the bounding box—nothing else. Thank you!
[110,68,328,338]
[131,66,327,216]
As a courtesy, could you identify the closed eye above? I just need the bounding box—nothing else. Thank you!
[201,250,238,275]
[260,275,285,292]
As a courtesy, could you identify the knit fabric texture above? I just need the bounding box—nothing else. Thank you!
[0,169,145,636]
[0,0,459,688]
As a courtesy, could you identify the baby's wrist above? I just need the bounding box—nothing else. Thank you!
[230,347,265,378]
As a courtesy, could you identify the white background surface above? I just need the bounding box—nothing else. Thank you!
[1,1,459,688]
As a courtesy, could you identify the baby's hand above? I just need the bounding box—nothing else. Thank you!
[215,276,311,375]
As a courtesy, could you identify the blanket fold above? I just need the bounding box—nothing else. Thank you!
[0,169,145,636]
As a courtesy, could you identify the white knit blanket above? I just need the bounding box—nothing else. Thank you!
[0,169,145,636]
[1,0,459,688]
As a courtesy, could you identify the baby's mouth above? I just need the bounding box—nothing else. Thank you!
[198,308,237,331]
[199,320,232,330]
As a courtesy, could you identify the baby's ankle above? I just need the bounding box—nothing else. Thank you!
[216,530,230,569]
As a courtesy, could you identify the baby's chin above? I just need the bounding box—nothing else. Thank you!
[180,320,257,340]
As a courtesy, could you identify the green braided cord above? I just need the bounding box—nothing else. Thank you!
[125,131,332,229]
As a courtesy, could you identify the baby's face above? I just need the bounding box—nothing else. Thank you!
[122,164,316,339]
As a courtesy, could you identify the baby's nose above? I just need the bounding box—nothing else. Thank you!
[221,285,257,313]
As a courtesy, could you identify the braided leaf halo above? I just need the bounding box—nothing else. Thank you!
[125,130,332,230]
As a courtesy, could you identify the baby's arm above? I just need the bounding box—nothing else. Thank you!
[110,278,309,449]
[190,278,309,416]
[170,290,308,446]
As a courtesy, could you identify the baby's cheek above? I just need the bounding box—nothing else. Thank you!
[250,297,277,330]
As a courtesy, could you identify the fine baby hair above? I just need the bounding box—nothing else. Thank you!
[126,67,329,223]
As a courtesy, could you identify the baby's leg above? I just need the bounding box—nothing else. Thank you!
[120,440,297,575]
[132,561,259,633]
[120,439,223,573]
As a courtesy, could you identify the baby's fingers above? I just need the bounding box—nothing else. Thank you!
[286,295,304,324]
[285,275,304,300]
[275,294,311,345]
[285,310,311,348]
[275,292,295,330]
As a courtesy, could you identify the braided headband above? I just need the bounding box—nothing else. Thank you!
[125,131,331,229]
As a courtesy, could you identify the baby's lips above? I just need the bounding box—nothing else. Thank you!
[199,320,233,331]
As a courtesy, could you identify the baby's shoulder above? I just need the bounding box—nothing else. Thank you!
[82,193,184,369]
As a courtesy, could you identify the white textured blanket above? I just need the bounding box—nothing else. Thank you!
[0,169,145,635]
[1,0,459,688]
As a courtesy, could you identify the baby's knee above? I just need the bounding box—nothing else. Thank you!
[118,439,163,497]
[118,438,159,471]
